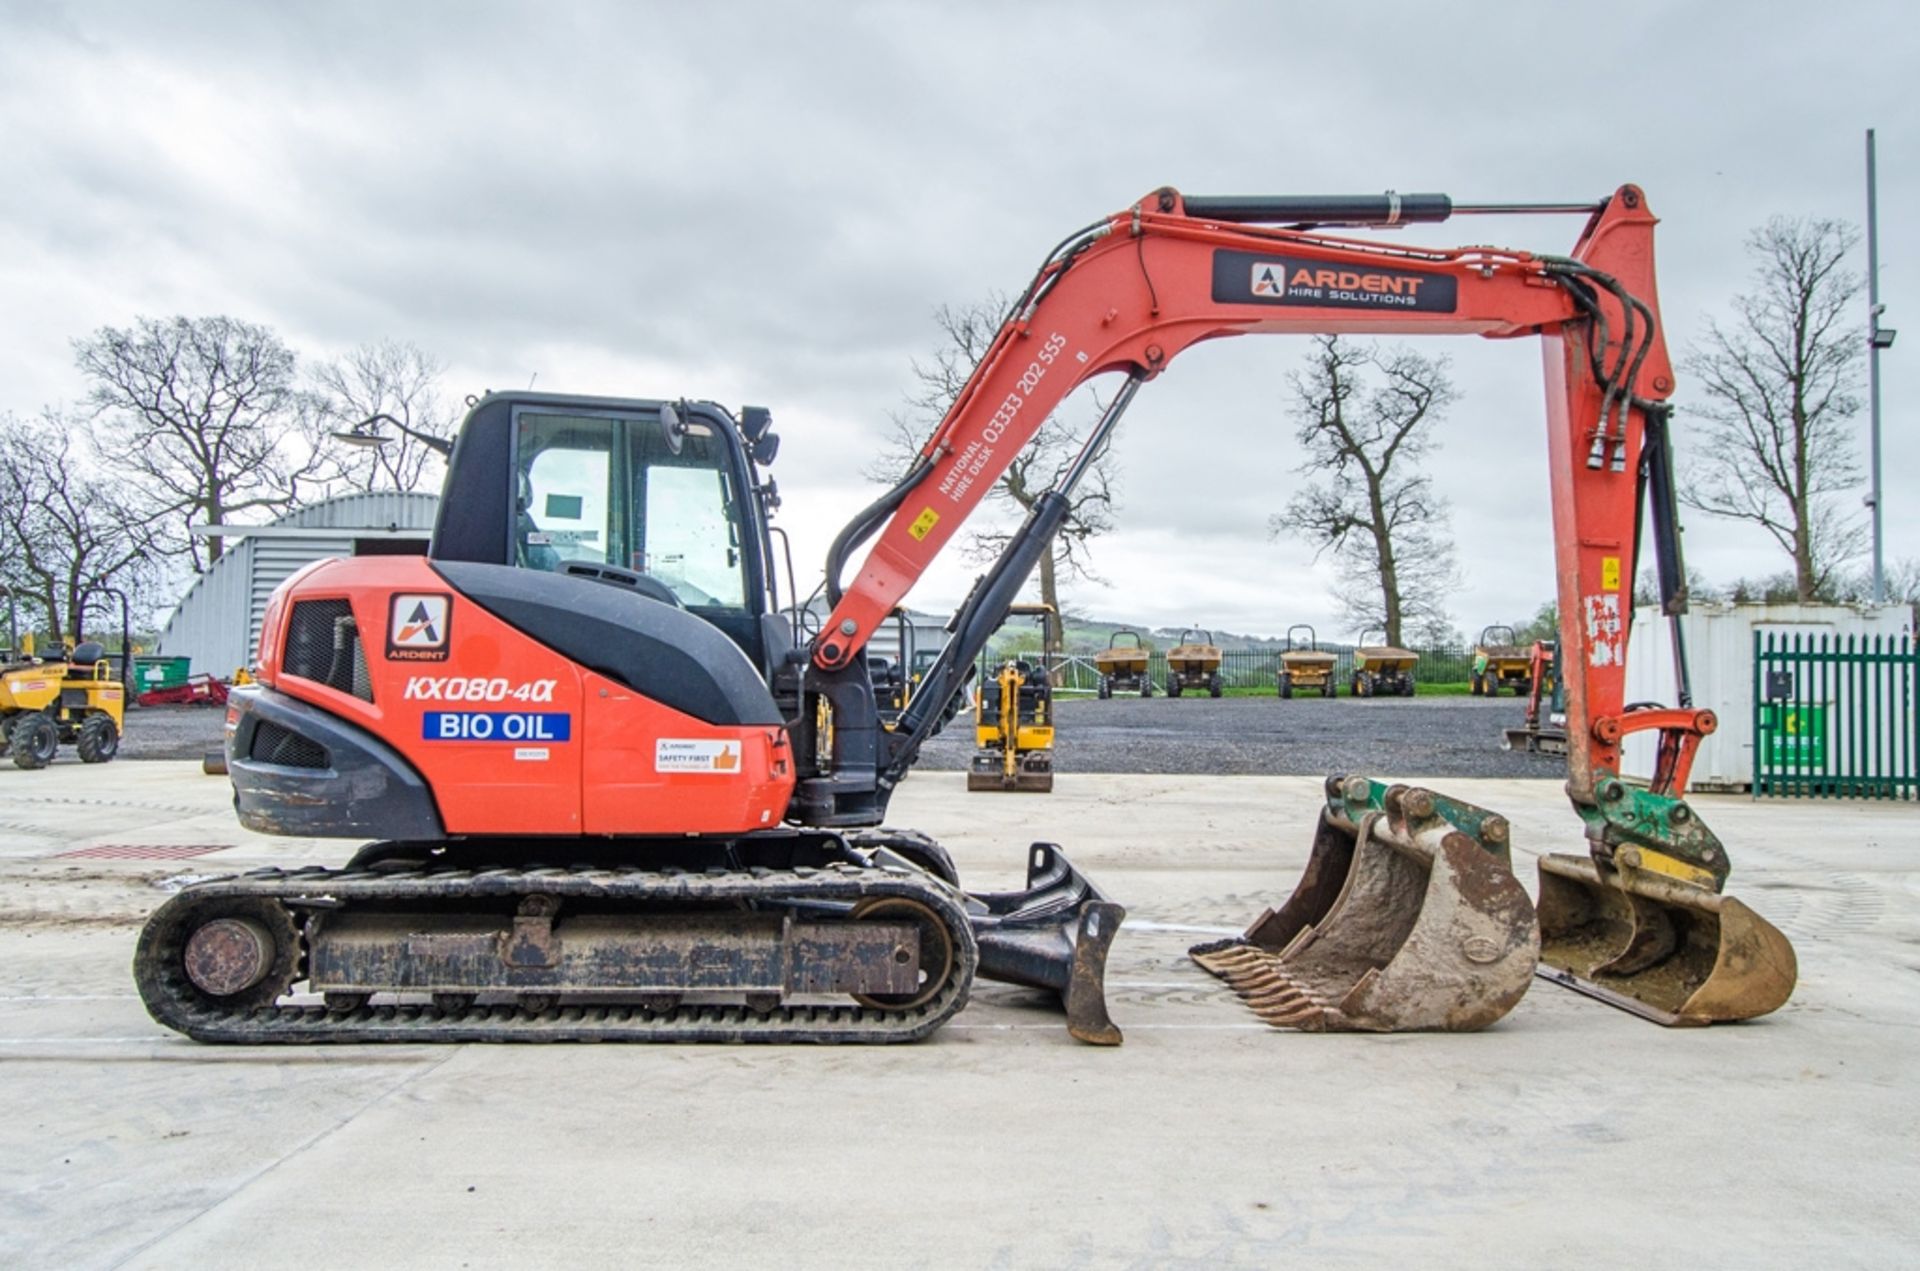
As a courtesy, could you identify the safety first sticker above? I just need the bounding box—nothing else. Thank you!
[655,738,743,774]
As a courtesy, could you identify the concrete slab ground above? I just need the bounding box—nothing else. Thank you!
[2,761,1916,1268]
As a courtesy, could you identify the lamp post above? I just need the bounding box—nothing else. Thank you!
[1867,129,1896,604]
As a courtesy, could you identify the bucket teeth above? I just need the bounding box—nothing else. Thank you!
[1193,781,1540,1033]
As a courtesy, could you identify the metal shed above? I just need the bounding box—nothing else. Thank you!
[153,492,439,677]
[1621,601,1912,791]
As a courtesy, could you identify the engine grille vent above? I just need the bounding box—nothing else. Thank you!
[283,600,374,702]
[250,721,329,770]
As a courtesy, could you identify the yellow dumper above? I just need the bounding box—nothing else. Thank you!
[1165,627,1223,698]
[1472,624,1534,696]
[1351,630,1417,697]
[1094,629,1153,698]
[1,641,127,769]
[1277,624,1337,699]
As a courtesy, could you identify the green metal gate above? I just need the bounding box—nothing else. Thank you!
[1753,630,1918,799]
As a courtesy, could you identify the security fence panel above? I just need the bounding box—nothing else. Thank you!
[1753,631,1917,800]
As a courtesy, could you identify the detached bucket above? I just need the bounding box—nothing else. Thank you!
[1193,779,1539,1032]
[1536,854,1796,1025]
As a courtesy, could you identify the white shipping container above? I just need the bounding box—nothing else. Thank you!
[1620,602,1912,791]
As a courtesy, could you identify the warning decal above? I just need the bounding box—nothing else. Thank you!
[908,507,940,541]
[655,738,744,774]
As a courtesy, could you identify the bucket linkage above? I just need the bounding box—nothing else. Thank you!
[1192,776,1539,1032]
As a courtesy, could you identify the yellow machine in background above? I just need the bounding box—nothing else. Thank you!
[969,604,1056,793]
[1351,629,1417,697]
[1277,624,1337,699]
[1165,627,1224,698]
[1472,625,1534,696]
[1,641,126,769]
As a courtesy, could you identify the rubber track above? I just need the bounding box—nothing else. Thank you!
[136,862,978,1044]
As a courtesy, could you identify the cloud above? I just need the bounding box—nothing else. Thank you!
[2,1,1915,640]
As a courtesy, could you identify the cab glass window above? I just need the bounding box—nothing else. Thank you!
[514,409,748,610]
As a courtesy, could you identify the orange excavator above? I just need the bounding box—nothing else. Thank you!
[137,182,1794,1046]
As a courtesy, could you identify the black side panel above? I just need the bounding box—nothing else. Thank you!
[227,685,443,840]
[432,560,782,728]
[430,395,516,563]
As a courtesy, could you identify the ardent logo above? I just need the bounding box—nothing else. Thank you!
[1213,248,1458,314]
[395,603,441,644]
[387,593,451,662]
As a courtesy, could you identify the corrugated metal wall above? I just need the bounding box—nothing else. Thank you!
[154,493,438,676]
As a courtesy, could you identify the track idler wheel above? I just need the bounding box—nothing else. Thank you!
[1535,853,1797,1025]
[1192,777,1539,1032]
[850,896,957,1011]
[137,894,303,1021]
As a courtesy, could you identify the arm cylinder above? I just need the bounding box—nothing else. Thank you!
[1181,192,1452,226]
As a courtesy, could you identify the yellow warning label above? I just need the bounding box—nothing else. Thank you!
[908,507,940,541]
[1601,555,1621,592]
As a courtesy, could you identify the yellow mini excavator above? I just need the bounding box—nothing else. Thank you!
[969,604,1056,792]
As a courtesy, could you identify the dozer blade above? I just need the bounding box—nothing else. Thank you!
[1535,853,1796,1025]
[967,842,1123,1045]
[1192,776,1538,1032]
[966,749,1054,793]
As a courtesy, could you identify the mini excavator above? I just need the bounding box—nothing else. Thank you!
[969,603,1056,792]
[137,182,1795,1046]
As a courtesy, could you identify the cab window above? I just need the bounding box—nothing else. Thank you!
[513,409,748,610]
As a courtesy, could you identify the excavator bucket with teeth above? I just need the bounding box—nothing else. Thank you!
[1534,853,1796,1026]
[1191,776,1539,1032]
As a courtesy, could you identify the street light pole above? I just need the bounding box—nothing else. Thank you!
[1867,129,1892,604]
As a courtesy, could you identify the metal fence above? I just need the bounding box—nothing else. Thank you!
[985,643,1483,694]
[1752,631,1918,800]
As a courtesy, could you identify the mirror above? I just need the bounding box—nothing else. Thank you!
[659,402,685,455]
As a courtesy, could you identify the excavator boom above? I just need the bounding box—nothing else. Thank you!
[822,185,1793,1027]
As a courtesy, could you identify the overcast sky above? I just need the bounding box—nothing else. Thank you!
[3,2,1915,640]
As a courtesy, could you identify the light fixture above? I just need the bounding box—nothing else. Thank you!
[328,413,454,457]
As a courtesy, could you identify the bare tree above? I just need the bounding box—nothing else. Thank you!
[312,339,455,492]
[1270,336,1460,646]
[873,295,1118,653]
[0,412,159,643]
[74,315,328,568]
[1682,217,1866,601]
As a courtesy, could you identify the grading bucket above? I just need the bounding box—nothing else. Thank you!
[1535,853,1796,1026]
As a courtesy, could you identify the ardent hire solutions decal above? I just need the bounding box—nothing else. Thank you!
[387,593,452,662]
[1211,249,1458,313]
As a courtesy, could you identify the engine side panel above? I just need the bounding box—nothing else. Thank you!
[256,555,794,837]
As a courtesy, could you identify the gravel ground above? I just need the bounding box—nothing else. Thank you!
[117,704,227,761]
[113,693,1561,779]
[916,692,1563,778]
